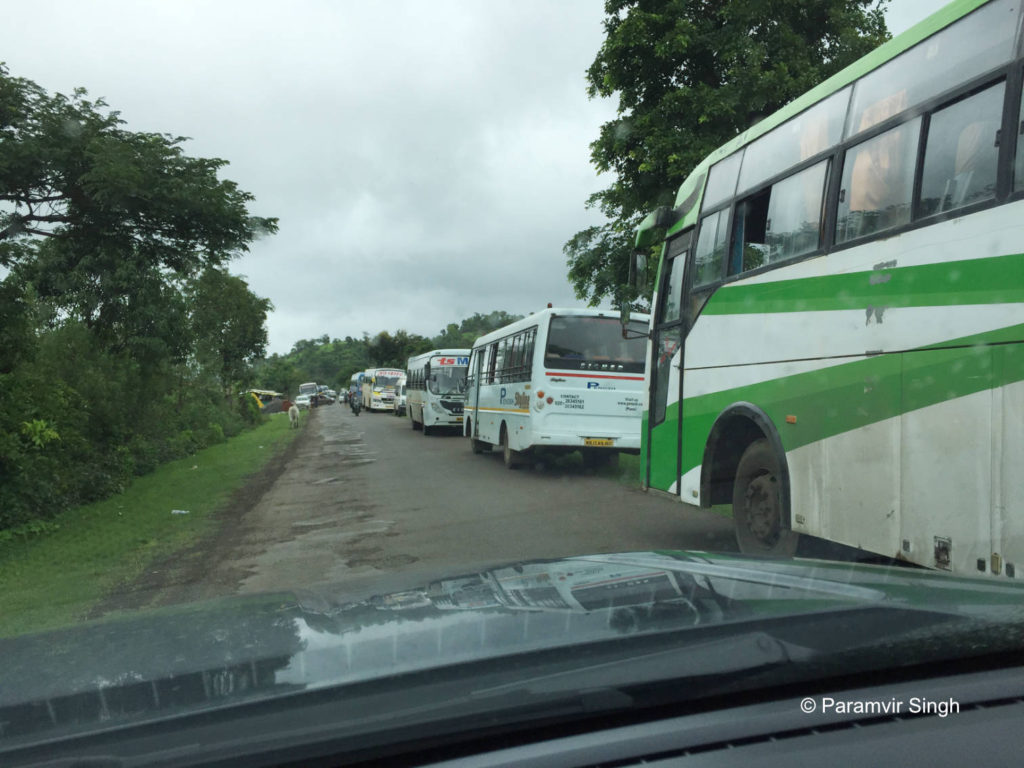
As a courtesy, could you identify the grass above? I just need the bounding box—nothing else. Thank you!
[0,410,304,639]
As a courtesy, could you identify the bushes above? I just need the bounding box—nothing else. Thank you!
[0,322,265,533]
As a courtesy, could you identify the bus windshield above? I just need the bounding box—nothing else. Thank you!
[429,366,467,396]
[375,376,401,388]
[545,316,647,372]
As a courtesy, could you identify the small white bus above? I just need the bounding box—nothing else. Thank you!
[465,308,650,468]
[362,368,405,412]
[406,349,470,435]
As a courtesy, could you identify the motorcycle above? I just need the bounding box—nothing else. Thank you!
[350,395,361,416]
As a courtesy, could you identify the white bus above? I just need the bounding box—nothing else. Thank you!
[465,307,650,468]
[406,349,470,435]
[362,368,405,412]
[629,0,1024,578]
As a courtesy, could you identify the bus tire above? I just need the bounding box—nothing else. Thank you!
[467,419,487,453]
[501,426,522,469]
[411,414,421,430]
[732,439,798,557]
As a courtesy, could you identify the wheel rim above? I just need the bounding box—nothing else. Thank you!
[742,471,781,548]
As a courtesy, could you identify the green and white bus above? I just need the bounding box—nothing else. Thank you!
[629,0,1024,578]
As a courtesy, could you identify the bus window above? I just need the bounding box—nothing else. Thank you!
[495,339,507,382]
[652,326,680,427]
[429,364,467,396]
[846,0,1016,139]
[486,343,498,384]
[836,117,921,244]
[702,151,743,211]
[920,83,1003,217]
[732,160,829,274]
[658,250,686,324]
[737,87,849,195]
[521,329,535,376]
[1017,79,1024,193]
[693,208,729,287]
[545,316,646,373]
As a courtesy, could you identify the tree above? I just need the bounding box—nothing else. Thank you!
[367,330,432,369]
[565,0,889,307]
[0,65,279,528]
[432,311,524,348]
[0,63,277,346]
[190,269,273,390]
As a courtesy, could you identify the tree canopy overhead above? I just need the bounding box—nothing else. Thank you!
[0,63,277,343]
[0,64,279,530]
[565,0,889,307]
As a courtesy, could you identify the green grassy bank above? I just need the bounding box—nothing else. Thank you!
[0,410,303,638]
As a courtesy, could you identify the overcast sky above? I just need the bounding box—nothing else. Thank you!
[2,0,938,355]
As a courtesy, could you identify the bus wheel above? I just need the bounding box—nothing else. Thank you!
[501,427,522,469]
[411,415,421,431]
[732,439,798,557]
[467,420,488,454]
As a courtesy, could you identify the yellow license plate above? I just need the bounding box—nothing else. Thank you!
[584,438,614,447]
[456,416,464,422]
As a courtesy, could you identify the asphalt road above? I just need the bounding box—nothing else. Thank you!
[109,401,739,611]
[253,403,736,593]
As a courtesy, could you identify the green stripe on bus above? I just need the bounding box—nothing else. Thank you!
[701,253,1024,315]
[645,325,1024,492]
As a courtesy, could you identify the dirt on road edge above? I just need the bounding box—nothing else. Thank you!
[87,416,312,619]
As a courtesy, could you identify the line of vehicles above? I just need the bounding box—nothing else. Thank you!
[293,0,1024,584]
[294,382,337,410]
[340,307,651,467]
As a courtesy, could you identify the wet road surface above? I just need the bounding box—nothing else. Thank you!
[109,402,738,610]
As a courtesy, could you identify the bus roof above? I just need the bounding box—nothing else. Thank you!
[407,349,471,367]
[470,307,651,350]
[654,0,993,238]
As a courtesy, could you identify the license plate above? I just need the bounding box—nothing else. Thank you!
[584,438,614,447]
[456,416,464,422]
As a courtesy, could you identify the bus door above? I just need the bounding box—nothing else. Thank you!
[645,231,691,493]
[468,348,483,438]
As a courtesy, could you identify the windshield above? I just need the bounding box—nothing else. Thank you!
[2,1,1017,764]
[429,366,467,395]
[545,316,648,372]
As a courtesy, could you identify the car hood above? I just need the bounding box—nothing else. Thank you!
[3,550,1024,746]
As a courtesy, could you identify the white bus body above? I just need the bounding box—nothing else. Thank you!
[362,368,405,412]
[465,308,650,468]
[406,349,470,435]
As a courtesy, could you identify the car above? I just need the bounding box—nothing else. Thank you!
[294,394,311,410]
[3,551,1022,766]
